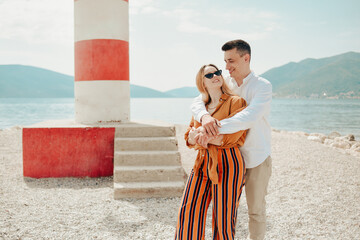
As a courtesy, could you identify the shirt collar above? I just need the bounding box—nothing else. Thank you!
[209,93,230,115]
[228,71,254,87]
[220,93,230,102]
[243,71,254,85]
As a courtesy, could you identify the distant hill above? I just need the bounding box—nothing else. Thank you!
[1,51,360,98]
[0,65,172,98]
[0,65,74,98]
[165,87,199,98]
[130,84,172,98]
[261,51,360,97]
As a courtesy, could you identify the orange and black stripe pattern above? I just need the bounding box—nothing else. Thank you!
[175,147,246,240]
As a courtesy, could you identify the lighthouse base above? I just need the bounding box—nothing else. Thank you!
[22,120,115,178]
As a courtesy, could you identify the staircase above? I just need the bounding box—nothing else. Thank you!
[113,122,187,199]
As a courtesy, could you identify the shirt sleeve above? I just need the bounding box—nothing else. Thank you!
[219,80,272,134]
[220,97,247,146]
[191,94,209,123]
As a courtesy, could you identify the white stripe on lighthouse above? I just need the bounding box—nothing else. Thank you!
[75,81,130,123]
[75,0,129,42]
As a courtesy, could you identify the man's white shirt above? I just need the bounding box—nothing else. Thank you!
[191,71,272,168]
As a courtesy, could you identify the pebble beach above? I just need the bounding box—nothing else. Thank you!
[1,125,359,239]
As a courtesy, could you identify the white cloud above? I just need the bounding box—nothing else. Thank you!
[0,0,73,45]
[129,0,156,8]
[162,8,199,20]
[129,1,281,41]
[209,8,280,22]
[0,0,73,75]
[176,19,269,41]
[141,6,160,14]
[129,0,160,15]
[162,7,280,41]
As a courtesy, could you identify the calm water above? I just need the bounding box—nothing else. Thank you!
[0,98,359,137]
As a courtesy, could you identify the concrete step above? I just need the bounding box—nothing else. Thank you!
[114,151,181,166]
[114,166,186,183]
[115,137,178,151]
[115,124,175,138]
[114,181,185,199]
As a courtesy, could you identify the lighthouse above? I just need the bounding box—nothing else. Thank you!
[74,0,130,123]
[22,0,186,198]
[22,0,130,178]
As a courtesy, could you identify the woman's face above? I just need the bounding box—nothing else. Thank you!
[203,66,223,91]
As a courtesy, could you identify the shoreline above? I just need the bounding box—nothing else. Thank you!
[3,125,359,159]
[1,125,359,239]
[270,128,360,159]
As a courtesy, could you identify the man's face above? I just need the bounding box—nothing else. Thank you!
[224,48,249,81]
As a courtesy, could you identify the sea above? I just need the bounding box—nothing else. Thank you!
[0,98,359,138]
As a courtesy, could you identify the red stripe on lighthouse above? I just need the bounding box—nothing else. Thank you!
[75,39,129,81]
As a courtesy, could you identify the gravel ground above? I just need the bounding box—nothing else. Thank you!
[0,126,359,239]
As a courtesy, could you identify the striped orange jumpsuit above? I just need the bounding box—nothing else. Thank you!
[175,94,247,240]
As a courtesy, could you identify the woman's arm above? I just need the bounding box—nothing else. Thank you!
[208,134,223,146]
[187,128,197,145]
[191,95,220,136]
[193,126,223,147]
[184,117,196,148]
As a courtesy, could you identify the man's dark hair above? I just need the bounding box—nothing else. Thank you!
[221,39,251,57]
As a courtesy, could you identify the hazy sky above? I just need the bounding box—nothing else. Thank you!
[0,0,359,91]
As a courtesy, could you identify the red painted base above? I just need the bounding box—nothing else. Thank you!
[23,127,115,178]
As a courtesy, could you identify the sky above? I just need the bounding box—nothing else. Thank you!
[0,0,359,91]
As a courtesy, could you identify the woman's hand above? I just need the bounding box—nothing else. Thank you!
[189,127,222,148]
[187,127,198,145]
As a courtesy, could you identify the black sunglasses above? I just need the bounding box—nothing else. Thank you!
[204,69,222,79]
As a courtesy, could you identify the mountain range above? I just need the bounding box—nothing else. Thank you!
[0,65,199,98]
[261,51,360,98]
[0,51,359,98]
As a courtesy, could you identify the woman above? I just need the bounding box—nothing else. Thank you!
[174,64,247,240]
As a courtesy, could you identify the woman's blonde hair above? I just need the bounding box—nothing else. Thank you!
[195,64,233,105]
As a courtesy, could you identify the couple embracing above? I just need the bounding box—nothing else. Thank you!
[174,39,272,240]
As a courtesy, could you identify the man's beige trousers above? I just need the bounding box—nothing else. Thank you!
[245,156,272,240]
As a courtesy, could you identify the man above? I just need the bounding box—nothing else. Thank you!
[191,39,272,240]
